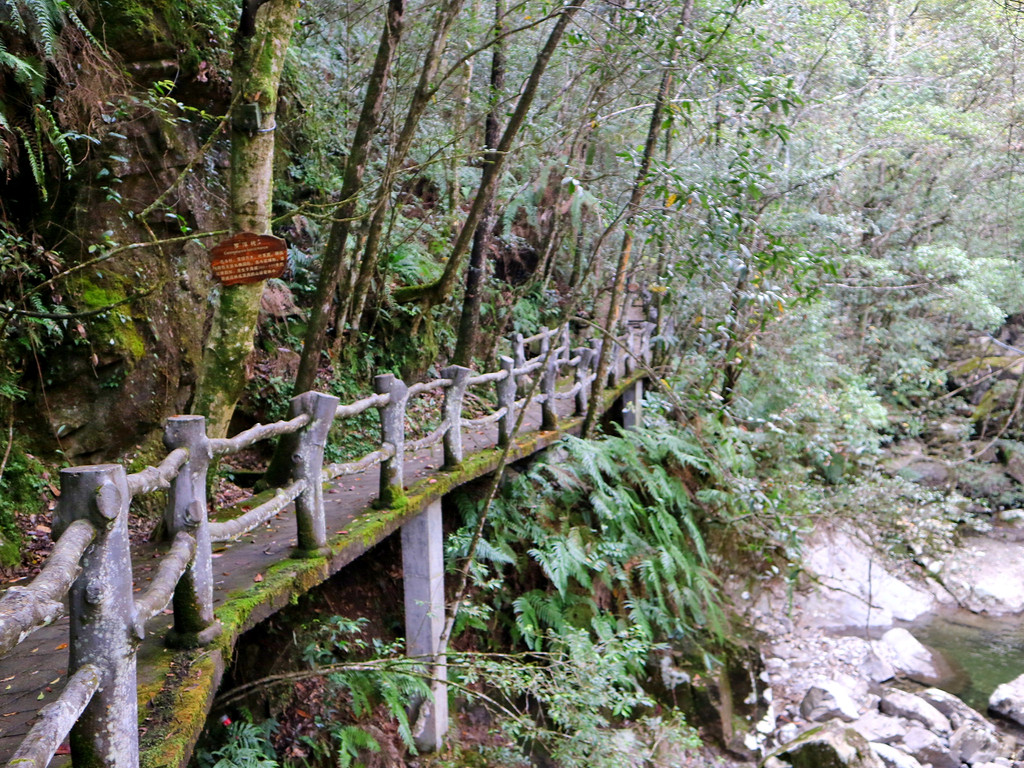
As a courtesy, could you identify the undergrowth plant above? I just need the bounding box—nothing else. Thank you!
[227,617,703,767]
[451,627,701,768]
[197,719,280,768]
[449,426,728,648]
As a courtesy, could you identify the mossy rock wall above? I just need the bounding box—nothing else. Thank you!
[20,40,231,462]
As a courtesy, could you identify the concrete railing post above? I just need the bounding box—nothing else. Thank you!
[497,356,516,447]
[375,373,409,508]
[164,416,219,648]
[658,316,675,366]
[560,324,571,364]
[290,391,341,556]
[513,333,526,369]
[539,326,550,360]
[541,350,559,431]
[57,464,139,768]
[441,366,471,469]
[401,499,447,752]
[575,347,595,416]
[608,335,622,386]
[643,321,656,366]
[623,326,636,377]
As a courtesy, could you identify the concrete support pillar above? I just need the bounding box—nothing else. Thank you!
[58,465,139,768]
[401,499,448,752]
[164,416,220,648]
[619,378,644,431]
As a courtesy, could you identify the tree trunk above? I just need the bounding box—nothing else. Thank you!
[341,0,470,339]
[191,0,300,438]
[392,2,585,309]
[581,66,673,437]
[292,0,405,395]
[452,0,506,367]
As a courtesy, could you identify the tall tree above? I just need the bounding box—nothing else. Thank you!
[392,1,586,309]
[191,0,301,438]
[452,0,506,366]
[581,5,689,436]
[292,0,406,395]
[336,0,471,346]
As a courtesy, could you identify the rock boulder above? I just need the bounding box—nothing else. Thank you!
[872,628,948,685]
[779,722,885,768]
[870,742,923,768]
[900,725,958,768]
[950,722,1005,765]
[919,687,993,731]
[879,689,951,734]
[989,673,1024,727]
[800,681,862,723]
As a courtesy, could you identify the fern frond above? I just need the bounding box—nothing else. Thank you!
[23,0,60,59]
[474,537,515,566]
[332,725,380,768]
[14,126,46,200]
[513,591,544,650]
[0,41,43,86]
[58,2,108,56]
[33,104,72,177]
[0,0,27,33]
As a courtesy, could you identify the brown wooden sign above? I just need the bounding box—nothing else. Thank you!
[209,233,288,286]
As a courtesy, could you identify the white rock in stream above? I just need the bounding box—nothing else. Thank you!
[870,742,924,768]
[989,673,1024,726]
[798,527,939,628]
[800,681,862,722]
[853,710,910,744]
[950,722,1005,765]
[918,687,993,731]
[899,725,958,768]
[872,628,947,685]
[997,508,1024,525]
[880,689,951,734]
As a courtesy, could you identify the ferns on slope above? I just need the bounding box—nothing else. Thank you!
[453,424,730,649]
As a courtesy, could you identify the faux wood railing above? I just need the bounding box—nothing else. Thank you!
[0,321,653,768]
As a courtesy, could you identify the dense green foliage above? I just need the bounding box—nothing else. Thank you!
[2,0,1023,451]
[4,0,1024,761]
[450,428,726,645]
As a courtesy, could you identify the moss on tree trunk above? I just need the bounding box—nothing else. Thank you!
[191,0,300,438]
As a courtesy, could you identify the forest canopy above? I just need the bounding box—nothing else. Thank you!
[0,0,1022,510]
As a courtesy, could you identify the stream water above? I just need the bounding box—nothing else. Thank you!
[911,610,1024,712]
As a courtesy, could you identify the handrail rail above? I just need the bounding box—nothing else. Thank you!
[7,663,102,768]
[0,319,656,768]
[210,413,311,456]
[126,448,190,496]
[0,518,97,657]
